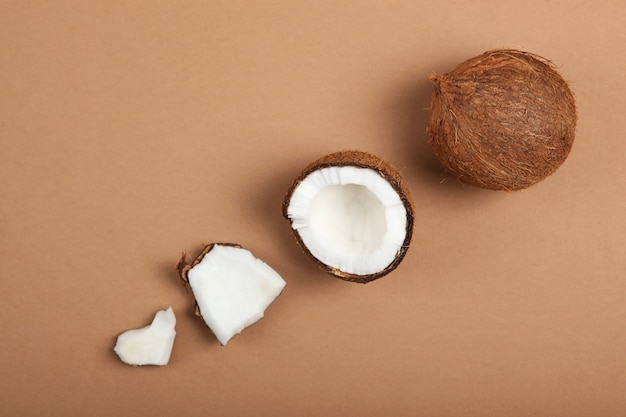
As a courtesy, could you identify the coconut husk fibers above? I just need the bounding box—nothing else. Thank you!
[428,49,577,191]
[282,150,414,283]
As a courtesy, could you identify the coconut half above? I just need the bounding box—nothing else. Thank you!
[283,150,414,283]
[113,307,176,366]
[177,243,286,345]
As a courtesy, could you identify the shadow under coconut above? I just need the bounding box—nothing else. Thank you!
[389,79,443,181]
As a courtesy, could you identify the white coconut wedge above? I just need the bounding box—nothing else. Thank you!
[283,150,414,283]
[114,307,176,366]
[177,243,286,345]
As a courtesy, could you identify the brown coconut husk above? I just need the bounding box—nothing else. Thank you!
[428,49,577,191]
[282,150,414,283]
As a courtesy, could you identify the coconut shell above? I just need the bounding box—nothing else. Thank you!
[428,49,577,191]
[282,150,414,283]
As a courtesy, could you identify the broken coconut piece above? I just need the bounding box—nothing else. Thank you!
[114,307,176,366]
[282,150,414,283]
[177,243,286,345]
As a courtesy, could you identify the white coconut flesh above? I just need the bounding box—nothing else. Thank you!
[114,307,176,366]
[186,245,286,345]
[286,166,408,276]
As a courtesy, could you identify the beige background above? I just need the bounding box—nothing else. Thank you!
[1,1,625,416]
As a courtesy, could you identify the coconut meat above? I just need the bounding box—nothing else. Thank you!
[114,307,176,366]
[286,166,407,276]
[186,245,286,345]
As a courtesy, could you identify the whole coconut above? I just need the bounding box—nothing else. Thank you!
[428,49,577,191]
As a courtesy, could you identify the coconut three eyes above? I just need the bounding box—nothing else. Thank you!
[283,150,414,283]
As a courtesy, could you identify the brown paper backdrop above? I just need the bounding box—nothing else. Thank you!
[1,1,625,416]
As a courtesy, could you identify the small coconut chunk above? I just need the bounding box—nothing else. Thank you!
[185,244,286,345]
[114,307,176,366]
